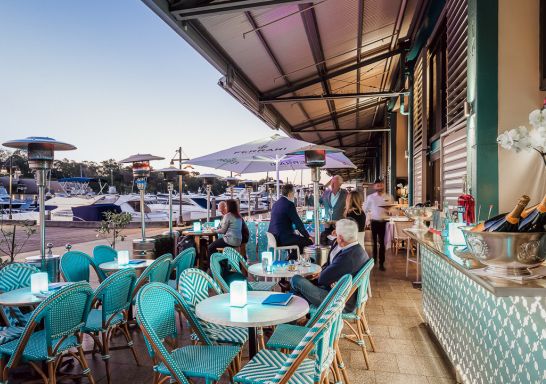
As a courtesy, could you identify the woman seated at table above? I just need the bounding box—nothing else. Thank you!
[344,190,366,247]
[208,199,243,255]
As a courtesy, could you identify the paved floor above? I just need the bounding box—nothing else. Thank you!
[5,239,457,384]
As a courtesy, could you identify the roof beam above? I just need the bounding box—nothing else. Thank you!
[300,128,389,133]
[171,0,312,20]
[264,47,403,99]
[259,91,406,103]
[299,3,342,146]
[292,99,385,131]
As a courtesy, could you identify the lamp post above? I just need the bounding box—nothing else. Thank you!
[197,174,219,223]
[171,147,190,225]
[288,144,342,252]
[120,154,164,253]
[2,137,76,271]
[155,166,189,236]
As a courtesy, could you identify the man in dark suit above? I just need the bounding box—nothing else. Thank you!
[319,175,348,245]
[291,219,369,312]
[268,184,313,259]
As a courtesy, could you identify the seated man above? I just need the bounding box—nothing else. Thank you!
[268,183,313,259]
[291,219,369,312]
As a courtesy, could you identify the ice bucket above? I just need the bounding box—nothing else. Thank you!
[461,230,546,276]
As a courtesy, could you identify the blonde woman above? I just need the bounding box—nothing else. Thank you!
[344,190,366,247]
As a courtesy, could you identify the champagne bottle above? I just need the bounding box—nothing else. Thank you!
[487,195,530,232]
[518,195,546,232]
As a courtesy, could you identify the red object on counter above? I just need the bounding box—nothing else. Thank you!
[458,194,475,224]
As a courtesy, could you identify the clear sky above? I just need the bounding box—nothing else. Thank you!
[0,0,337,186]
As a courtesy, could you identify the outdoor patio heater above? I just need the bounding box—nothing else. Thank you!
[2,137,76,272]
[120,153,164,255]
[242,179,255,219]
[224,176,240,199]
[197,174,219,223]
[156,165,189,236]
[288,144,342,264]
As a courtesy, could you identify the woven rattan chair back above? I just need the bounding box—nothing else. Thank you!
[60,251,102,283]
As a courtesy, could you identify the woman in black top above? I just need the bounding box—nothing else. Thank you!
[344,190,366,235]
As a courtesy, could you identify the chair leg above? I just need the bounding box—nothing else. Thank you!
[335,344,350,384]
[355,319,370,370]
[360,313,376,352]
[76,341,96,384]
[47,359,56,384]
[121,322,141,366]
[101,332,112,384]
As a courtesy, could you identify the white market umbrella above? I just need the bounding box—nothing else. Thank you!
[186,134,356,198]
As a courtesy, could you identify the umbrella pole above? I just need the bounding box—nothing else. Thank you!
[167,182,173,236]
[311,167,321,245]
[206,184,211,223]
[275,157,280,199]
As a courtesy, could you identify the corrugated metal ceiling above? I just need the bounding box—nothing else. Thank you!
[143,0,425,179]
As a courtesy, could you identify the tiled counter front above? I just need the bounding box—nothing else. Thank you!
[420,245,546,383]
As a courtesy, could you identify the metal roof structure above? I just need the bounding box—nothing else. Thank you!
[142,0,428,179]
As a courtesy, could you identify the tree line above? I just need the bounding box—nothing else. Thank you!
[0,149,228,195]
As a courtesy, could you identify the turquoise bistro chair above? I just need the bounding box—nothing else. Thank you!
[60,250,104,283]
[136,282,241,384]
[0,282,95,384]
[92,245,117,280]
[178,268,248,346]
[267,259,376,371]
[168,248,196,290]
[233,275,352,384]
[0,263,40,329]
[222,248,277,291]
[82,269,139,384]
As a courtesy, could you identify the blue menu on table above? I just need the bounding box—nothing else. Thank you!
[128,260,146,265]
[262,293,294,306]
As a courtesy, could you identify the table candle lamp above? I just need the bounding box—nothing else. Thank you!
[261,251,273,272]
[214,219,221,228]
[193,222,202,232]
[117,250,130,265]
[31,272,49,294]
[230,281,247,307]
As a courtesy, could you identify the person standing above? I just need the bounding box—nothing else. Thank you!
[268,184,313,259]
[320,175,348,244]
[364,179,393,271]
[344,190,366,247]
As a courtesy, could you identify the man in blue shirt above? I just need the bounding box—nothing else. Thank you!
[291,219,370,312]
[268,184,313,259]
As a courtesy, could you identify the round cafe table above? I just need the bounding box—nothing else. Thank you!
[0,282,73,307]
[248,262,321,279]
[99,259,154,272]
[196,291,309,358]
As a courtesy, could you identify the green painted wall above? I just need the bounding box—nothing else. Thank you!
[467,0,499,215]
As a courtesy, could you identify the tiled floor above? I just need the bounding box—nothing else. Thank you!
[6,243,457,383]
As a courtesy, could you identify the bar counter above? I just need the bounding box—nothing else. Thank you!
[405,229,545,384]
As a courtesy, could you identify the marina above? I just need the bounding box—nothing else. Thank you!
[0,1,545,384]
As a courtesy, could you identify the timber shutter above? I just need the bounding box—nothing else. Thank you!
[413,55,425,204]
[442,0,468,206]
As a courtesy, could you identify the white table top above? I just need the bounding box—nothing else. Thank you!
[25,254,61,261]
[196,291,309,328]
[0,287,44,307]
[248,263,321,279]
[99,259,154,272]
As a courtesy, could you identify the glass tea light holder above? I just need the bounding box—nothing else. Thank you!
[193,222,202,232]
[214,219,221,228]
[261,251,273,272]
[117,250,130,265]
[31,272,49,294]
[305,211,313,221]
[230,280,247,308]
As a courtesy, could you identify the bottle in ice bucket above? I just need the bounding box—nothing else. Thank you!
[457,176,475,224]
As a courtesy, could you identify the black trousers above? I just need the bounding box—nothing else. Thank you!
[371,220,387,266]
[208,237,232,255]
[277,234,313,260]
